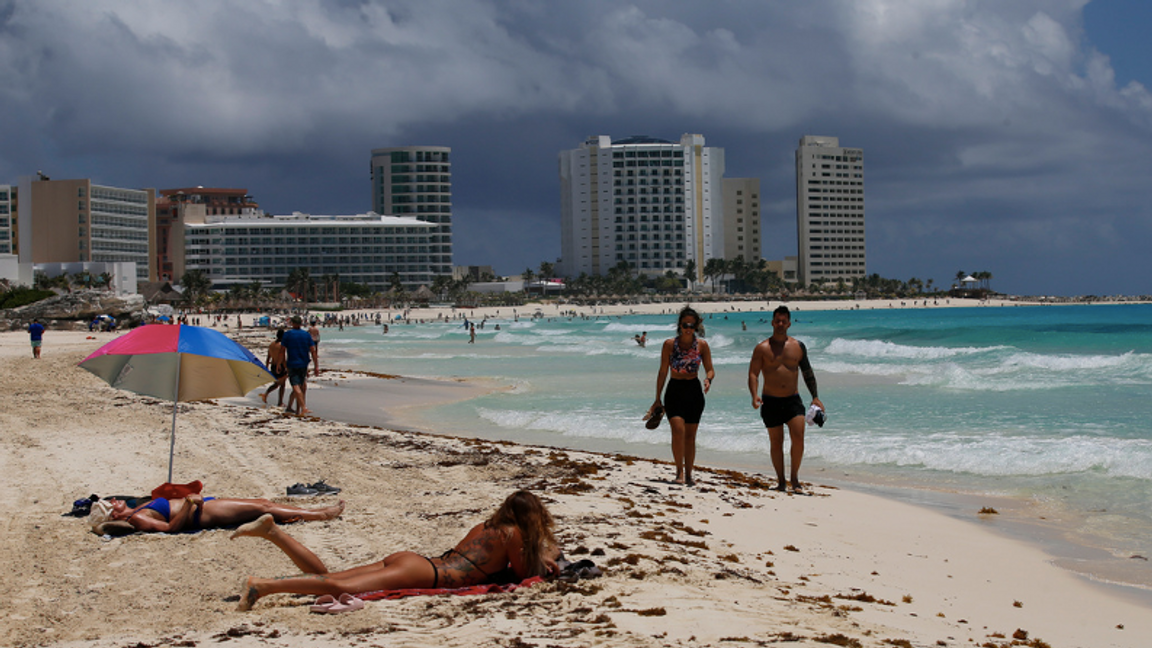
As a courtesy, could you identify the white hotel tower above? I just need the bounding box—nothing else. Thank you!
[795,135,866,285]
[558,134,724,281]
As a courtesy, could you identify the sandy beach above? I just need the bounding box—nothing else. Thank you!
[2,318,1150,648]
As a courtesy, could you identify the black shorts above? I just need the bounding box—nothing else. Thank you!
[760,394,805,428]
[664,378,705,425]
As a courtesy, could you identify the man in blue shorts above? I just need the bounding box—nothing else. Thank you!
[282,316,318,415]
[28,319,46,359]
[747,306,825,492]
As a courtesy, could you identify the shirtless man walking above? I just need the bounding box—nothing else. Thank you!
[747,306,825,492]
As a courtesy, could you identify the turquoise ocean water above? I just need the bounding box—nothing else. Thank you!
[321,303,1152,589]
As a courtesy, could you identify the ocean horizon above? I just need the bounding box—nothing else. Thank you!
[319,302,1152,592]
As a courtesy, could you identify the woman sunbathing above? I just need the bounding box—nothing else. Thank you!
[232,489,560,610]
[89,494,344,535]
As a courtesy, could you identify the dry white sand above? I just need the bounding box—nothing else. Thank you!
[1,317,1149,648]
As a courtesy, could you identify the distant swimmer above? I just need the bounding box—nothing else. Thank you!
[747,305,825,493]
[633,331,647,347]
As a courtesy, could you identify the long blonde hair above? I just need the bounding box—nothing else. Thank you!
[486,490,555,577]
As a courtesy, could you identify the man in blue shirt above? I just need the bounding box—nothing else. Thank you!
[28,319,46,359]
[282,316,318,415]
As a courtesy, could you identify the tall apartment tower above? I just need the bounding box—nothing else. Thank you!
[558,134,724,280]
[369,146,452,277]
[0,184,14,255]
[16,176,155,281]
[795,136,866,285]
[721,178,761,263]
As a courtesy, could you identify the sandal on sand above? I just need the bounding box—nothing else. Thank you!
[312,593,364,614]
[310,594,338,613]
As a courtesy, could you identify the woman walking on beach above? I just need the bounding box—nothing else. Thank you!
[653,306,715,486]
[233,489,560,610]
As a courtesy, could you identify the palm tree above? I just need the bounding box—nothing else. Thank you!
[703,258,726,293]
[682,259,697,289]
[522,267,535,293]
[180,270,213,305]
[955,270,966,289]
[431,275,452,300]
[538,261,555,281]
[285,267,314,304]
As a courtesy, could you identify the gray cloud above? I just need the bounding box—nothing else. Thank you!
[1,0,1149,294]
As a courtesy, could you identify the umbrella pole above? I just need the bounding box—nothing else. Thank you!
[168,353,181,484]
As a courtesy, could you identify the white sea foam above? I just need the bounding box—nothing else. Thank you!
[809,431,1152,480]
[824,337,1003,360]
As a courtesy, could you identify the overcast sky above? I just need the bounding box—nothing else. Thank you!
[2,0,1150,296]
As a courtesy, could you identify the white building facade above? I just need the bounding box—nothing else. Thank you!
[0,184,13,255]
[369,146,452,277]
[795,135,866,285]
[181,212,435,292]
[558,134,724,281]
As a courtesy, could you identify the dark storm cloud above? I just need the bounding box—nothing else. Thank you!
[0,0,1149,294]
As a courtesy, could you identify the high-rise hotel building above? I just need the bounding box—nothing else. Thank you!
[0,184,14,255]
[369,146,452,277]
[558,134,724,280]
[795,136,866,285]
[16,176,155,281]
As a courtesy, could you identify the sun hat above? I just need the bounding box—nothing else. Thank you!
[87,500,136,536]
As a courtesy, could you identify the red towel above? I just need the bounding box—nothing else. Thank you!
[358,576,544,601]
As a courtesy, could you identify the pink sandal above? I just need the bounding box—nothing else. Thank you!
[311,593,364,614]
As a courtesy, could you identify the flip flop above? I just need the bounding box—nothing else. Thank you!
[330,593,364,613]
[310,594,338,613]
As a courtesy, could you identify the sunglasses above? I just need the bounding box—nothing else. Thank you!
[680,322,696,330]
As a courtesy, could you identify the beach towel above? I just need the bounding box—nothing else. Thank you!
[358,576,545,601]
[151,480,203,501]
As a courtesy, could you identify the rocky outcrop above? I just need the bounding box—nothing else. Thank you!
[1,290,146,331]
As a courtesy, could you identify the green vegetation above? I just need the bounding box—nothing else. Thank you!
[0,285,56,309]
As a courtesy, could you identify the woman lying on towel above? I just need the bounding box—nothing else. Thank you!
[89,494,345,535]
[233,489,560,610]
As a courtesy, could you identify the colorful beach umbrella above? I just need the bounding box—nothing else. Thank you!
[79,324,273,482]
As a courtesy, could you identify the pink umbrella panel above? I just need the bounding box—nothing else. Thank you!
[79,324,274,482]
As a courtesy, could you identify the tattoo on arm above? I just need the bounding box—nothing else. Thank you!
[798,342,818,399]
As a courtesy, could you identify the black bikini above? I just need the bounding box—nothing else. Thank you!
[425,548,493,588]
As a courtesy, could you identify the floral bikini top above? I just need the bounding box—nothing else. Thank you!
[670,336,701,374]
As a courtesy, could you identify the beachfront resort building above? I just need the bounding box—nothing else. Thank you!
[721,178,761,264]
[0,184,14,255]
[154,187,261,282]
[180,211,436,292]
[369,146,453,277]
[14,175,155,282]
[557,134,725,281]
[795,135,866,285]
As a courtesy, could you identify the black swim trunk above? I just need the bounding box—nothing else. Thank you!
[664,378,705,425]
[760,394,806,428]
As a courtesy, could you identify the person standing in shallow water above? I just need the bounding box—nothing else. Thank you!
[653,307,714,486]
[747,306,825,492]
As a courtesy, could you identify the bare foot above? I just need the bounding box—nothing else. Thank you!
[237,576,259,611]
[230,513,276,540]
[300,408,312,415]
[325,500,346,520]
[260,393,268,405]
[774,481,787,492]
